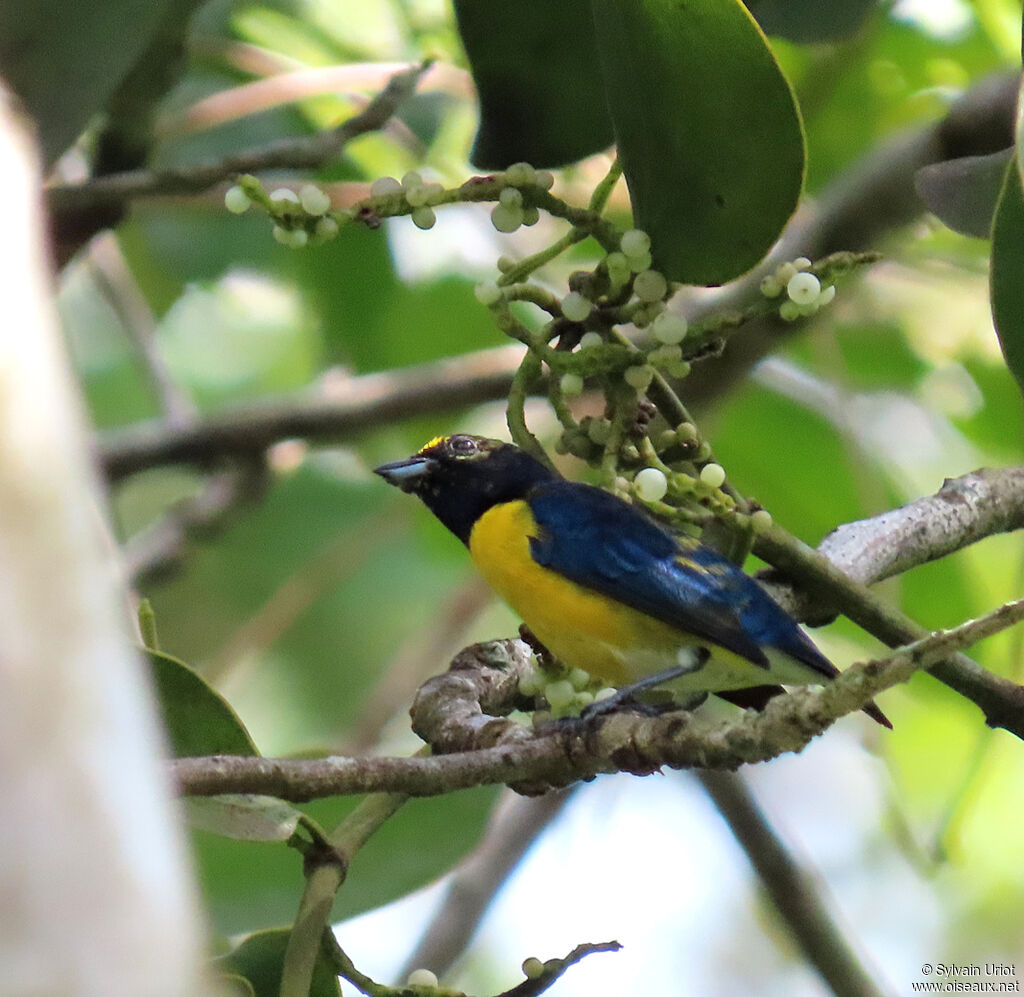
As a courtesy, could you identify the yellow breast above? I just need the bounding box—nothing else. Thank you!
[467,500,682,684]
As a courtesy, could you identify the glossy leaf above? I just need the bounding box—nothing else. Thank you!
[915,149,1013,238]
[454,0,615,168]
[990,154,1024,396]
[592,0,805,285]
[216,929,341,997]
[147,650,259,758]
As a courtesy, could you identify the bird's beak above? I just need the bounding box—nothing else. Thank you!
[373,455,434,492]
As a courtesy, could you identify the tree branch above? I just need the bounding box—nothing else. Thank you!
[99,345,523,481]
[172,597,1024,801]
[48,61,431,216]
[697,770,891,997]
[754,525,1024,736]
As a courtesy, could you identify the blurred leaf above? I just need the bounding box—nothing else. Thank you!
[195,787,499,935]
[187,796,305,842]
[915,149,1013,238]
[989,153,1024,395]
[148,649,259,758]
[747,0,877,43]
[0,0,179,163]
[217,929,341,997]
[592,0,805,285]
[454,0,615,168]
[218,974,256,997]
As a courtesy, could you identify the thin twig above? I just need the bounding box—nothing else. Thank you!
[696,771,892,997]
[48,61,431,214]
[397,788,575,982]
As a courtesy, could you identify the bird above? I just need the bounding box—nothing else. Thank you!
[375,433,890,727]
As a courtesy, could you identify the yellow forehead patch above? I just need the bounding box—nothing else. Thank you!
[419,435,448,454]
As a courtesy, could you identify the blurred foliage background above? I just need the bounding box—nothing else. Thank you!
[16,0,1024,992]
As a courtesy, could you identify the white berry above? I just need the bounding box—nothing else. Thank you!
[634,467,669,501]
[786,272,821,305]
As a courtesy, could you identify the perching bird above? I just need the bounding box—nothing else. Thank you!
[375,434,890,727]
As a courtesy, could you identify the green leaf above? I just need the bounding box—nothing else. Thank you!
[216,929,341,997]
[747,0,877,43]
[187,796,306,842]
[592,0,805,285]
[147,649,259,758]
[454,0,615,168]
[915,149,1013,238]
[990,154,1024,396]
[0,0,179,163]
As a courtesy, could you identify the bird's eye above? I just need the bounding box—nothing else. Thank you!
[449,435,478,457]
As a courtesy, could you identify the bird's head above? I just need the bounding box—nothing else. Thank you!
[374,434,555,543]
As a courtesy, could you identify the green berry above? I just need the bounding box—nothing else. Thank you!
[793,256,812,271]
[314,216,339,241]
[751,508,773,533]
[560,372,584,397]
[634,269,668,303]
[522,958,545,980]
[505,162,537,186]
[628,250,653,273]
[412,206,436,230]
[676,422,699,443]
[818,285,836,306]
[774,261,797,284]
[634,466,668,501]
[778,299,801,321]
[289,229,309,248]
[269,188,300,205]
[568,668,592,691]
[535,169,555,190]
[405,184,430,207]
[299,184,331,215]
[699,462,726,489]
[579,331,604,350]
[370,176,403,197]
[759,274,782,298]
[224,185,250,214]
[491,204,522,233]
[401,170,423,190]
[652,311,688,345]
[544,679,576,709]
[561,291,592,322]
[620,228,651,258]
[499,186,523,209]
[624,364,653,391]
[521,205,540,226]
[272,224,290,245]
[605,252,631,286]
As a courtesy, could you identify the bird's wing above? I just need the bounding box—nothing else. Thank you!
[526,481,772,668]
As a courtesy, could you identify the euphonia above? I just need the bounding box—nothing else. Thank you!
[375,434,890,727]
